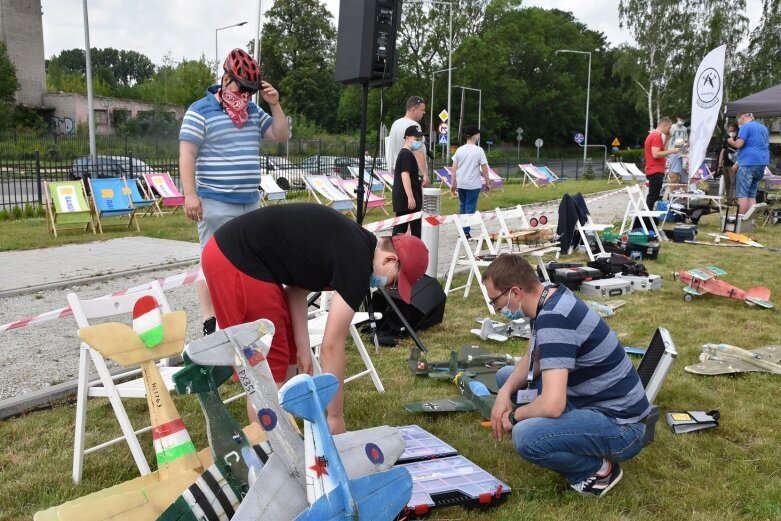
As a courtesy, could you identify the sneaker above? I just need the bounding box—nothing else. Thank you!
[569,461,623,497]
[202,316,217,336]
[464,232,472,240]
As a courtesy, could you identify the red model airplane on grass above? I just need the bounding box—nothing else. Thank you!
[674,265,773,308]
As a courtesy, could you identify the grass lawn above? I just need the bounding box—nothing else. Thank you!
[2,180,781,520]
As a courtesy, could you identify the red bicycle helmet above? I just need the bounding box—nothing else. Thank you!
[223,48,261,93]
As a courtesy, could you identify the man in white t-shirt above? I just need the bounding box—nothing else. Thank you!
[450,125,490,238]
[388,96,429,188]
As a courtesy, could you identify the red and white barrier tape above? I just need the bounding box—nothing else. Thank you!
[0,267,203,333]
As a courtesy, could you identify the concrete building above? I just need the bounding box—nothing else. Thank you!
[0,0,183,136]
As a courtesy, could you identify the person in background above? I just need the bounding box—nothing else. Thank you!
[728,112,769,215]
[450,125,491,238]
[392,125,426,238]
[644,117,680,211]
[666,113,688,184]
[179,48,288,336]
[718,122,739,205]
[388,96,430,189]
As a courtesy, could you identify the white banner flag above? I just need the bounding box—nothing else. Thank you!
[688,45,726,180]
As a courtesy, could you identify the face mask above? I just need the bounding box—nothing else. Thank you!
[677,120,684,125]
[369,262,394,289]
[500,291,525,320]
[728,132,736,138]
[219,87,251,128]
[410,140,423,151]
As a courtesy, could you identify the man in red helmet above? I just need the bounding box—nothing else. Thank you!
[179,48,289,337]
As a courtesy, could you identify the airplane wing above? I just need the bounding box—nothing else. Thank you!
[751,345,781,363]
[403,397,477,414]
[231,454,309,520]
[684,358,761,375]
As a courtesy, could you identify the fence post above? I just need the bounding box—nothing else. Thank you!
[124,135,128,156]
[35,150,42,204]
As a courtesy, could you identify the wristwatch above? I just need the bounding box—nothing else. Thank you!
[508,407,520,426]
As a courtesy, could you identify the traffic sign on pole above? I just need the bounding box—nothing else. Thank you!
[574,132,585,145]
[438,123,448,135]
[439,110,449,122]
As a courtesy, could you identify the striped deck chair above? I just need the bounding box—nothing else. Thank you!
[336,177,389,215]
[535,165,566,183]
[304,175,355,215]
[259,175,287,206]
[623,162,647,181]
[126,179,158,216]
[487,167,506,191]
[606,162,634,184]
[347,166,385,193]
[519,164,551,188]
[143,172,185,214]
[44,180,95,237]
[88,177,140,234]
[376,169,395,191]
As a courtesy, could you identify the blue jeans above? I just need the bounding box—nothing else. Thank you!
[496,366,646,483]
[458,188,481,234]
[736,165,765,199]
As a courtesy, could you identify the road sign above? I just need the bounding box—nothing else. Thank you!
[612,137,621,147]
[485,140,494,146]
[516,126,524,134]
[574,133,585,144]
[534,138,543,148]
[439,110,449,122]
[438,134,448,145]
[438,123,448,134]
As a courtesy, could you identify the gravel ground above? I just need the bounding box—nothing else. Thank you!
[0,189,628,402]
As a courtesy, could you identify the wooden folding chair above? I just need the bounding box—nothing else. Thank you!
[143,172,185,214]
[259,175,287,206]
[519,164,552,188]
[88,177,140,234]
[43,180,95,237]
[304,174,355,216]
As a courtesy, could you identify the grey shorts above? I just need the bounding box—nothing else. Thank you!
[197,198,259,251]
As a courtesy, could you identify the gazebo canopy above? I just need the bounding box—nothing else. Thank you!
[724,83,781,117]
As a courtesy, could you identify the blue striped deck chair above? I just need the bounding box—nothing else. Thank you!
[126,179,158,216]
[347,166,385,193]
[88,177,140,234]
[535,165,566,183]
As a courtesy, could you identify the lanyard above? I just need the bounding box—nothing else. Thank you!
[526,285,556,386]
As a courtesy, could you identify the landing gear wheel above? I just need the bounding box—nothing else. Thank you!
[684,294,694,302]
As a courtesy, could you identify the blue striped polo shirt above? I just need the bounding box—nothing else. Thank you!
[535,286,650,424]
[179,86,273,204]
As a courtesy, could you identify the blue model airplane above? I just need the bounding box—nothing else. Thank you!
[279,373,413,521]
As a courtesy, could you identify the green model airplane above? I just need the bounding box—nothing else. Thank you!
[408,344,517,379]
[403,370,497,421]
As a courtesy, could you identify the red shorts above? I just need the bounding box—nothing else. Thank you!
[201,237,298,382]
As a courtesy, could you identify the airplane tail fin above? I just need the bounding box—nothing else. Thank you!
[296,467,412,521]
[278,373,339,423]
[746,287,772,303]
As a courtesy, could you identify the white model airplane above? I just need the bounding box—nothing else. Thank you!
[685,343,781,376]
[185,320,406,520]
[471,317,531,342]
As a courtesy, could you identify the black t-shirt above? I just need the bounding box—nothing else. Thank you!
[392,147,422,213]
[721,138,736,167]
[214,204,377,311]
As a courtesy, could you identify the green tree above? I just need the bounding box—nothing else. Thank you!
[136,54,214,107]
[261,0,339,130]
[0,41,20,131]
[734,0,781,98]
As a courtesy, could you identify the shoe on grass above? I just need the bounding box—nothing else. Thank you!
[569,461,623,497]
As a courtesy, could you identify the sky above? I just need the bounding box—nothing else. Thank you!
[40,0,763,67]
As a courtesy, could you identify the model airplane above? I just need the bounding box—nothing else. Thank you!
[409,345,517,380]
[584,300,627,318]
[685,343,781,375]
[708,232,763,248]
[674,266,773,308]
[279,374,413,520]
[403,370,496,421]
[471,317,531,341]
[185,320,407,520]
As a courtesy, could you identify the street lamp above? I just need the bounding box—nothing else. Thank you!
[215,21,249,82]
[408,0,453,160]
[555,49,592,162]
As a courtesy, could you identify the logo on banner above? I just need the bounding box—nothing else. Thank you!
[695,67,721,109]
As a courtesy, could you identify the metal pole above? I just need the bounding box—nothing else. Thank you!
[584,51,591,162]
[446,4,452,162]
[215,28,219,82]
[82,0,96,159]
[254,0,262,105]
[430,70,435,158]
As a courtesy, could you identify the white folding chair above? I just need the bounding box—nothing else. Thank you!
[619,184,665,237]
[68,280,182,484]
[306,292,384,392]
[494,205,560,282]
[574,213,613,262]
[443,213,496,313]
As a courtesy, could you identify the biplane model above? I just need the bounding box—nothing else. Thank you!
[685,343,781,376]
[674,265,773,308]
[185,319,406,519]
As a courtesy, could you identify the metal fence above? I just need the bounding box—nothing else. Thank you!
[0,148,612,209]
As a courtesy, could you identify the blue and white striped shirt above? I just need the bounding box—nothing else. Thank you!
[179,86,272,204]
[536,286,650,424]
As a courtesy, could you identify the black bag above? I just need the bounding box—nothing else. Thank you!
[367,275,446,343]
[588,253,648,278]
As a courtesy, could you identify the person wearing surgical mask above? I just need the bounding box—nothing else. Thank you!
[483,254,650,498]
[391,124,426,237]
[718,122,739,205]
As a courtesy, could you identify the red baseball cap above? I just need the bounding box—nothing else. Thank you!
[391,234,429,304]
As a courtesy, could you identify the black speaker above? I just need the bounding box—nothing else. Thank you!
[371,275,446,335]
[334,0,402,86]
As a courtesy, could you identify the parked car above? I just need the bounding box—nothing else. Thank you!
[298,155,360,180]
[69,156,127,181]
[107,156,157,178]
[260,155,308,190]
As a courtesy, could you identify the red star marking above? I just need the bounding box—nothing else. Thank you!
[309,456,329,478]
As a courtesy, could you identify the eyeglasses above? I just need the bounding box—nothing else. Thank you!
[411,97,425,106]
[488,287,511,308]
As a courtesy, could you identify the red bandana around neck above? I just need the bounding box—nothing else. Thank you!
[219,88,251,128]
